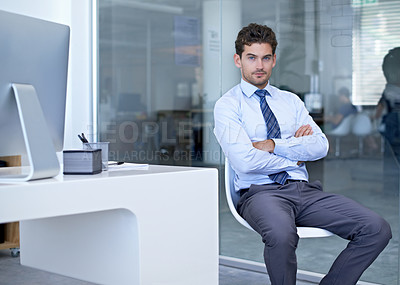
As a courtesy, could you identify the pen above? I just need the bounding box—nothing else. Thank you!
[108,162,124,166]
[78,134,87,143]
[78,134,92,150]
[81,133,89,143]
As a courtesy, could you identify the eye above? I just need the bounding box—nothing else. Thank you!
[248,56,255,60]
[264,56,271,61]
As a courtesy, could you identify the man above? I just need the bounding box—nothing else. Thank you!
[325,87,357,130]
[376,47,400,161]
[214,23,391,285]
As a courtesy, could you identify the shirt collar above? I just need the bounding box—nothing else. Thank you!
[240,78,273,98]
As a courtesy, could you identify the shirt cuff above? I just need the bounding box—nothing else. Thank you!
[272,138,301,157]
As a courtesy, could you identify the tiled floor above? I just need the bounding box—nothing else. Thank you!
[0,249,93,285]
[0,249,319,285]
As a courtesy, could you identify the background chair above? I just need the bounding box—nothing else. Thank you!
[326,114,355,157]
[225,158,333,238]
[351,113,373,155]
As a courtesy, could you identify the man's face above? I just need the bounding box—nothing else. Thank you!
[234,43,276,89]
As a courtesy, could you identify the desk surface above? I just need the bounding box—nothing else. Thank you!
[0,164,202,186]
[0,164,217,223]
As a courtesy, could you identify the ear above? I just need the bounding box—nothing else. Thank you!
[272,53,277,68]
[234,53,242,68]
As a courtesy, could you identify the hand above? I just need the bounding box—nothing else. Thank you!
[252,139,275,153]
[295,125,313,166]
[295,124,313,137]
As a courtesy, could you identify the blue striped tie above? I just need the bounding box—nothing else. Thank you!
[255,89,289,185]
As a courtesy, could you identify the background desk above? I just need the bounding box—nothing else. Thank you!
[0,165,219,285]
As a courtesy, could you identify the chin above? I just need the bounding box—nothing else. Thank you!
[253,79,268,87]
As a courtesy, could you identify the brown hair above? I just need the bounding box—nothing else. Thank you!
[235,23,278,57]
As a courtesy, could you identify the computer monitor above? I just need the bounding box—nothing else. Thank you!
[0,10,70,182]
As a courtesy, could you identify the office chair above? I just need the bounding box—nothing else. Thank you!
[352,113,372,155]
[327,114,355,157]
[225,158,333,238]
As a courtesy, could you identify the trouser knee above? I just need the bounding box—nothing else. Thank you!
[376,218,392,245]
[262,229,299,250]
[362,216,392,247]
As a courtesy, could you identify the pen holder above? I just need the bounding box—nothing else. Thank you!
[83,142,109,171]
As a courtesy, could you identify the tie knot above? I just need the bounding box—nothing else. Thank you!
[255,89,268,98]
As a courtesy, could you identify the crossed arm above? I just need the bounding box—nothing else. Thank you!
[252,124,313,152]
[252,124,314,166]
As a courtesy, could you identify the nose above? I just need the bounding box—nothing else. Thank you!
[256,58,263,69]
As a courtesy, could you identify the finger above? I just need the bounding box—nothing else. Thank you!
[296,125,313,137]
[295,125,307,137]
[304,126,313,136]
[305,125,313,135]
[295,126,303,137]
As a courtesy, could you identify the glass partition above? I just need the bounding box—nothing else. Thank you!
[97,0,222,167]
[97,0,399,283]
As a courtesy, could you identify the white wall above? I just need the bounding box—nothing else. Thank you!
[0,0,93,150]
[68,0,93,148]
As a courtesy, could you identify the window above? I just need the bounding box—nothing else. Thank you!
[353,1,400,105]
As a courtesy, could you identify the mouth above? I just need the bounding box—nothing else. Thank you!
[254,72,266,77]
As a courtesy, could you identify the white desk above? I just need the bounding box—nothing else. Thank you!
[0,165,219,285]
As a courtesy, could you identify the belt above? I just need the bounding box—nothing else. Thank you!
[239,179,307,196]
[285,179,307,184]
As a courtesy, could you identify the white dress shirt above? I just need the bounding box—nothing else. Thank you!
[214,79,329,191]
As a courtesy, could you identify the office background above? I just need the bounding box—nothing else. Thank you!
[2,0,400,284]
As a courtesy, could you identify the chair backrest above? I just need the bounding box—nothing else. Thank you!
[224,158,333,238]
[352,113,372,136]
[328,114,355,136]
[224,158,254,231]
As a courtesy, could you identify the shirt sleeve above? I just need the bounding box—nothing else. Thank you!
[214,96,299,175]
[272,96,329,161]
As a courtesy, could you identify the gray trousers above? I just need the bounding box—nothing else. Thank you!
[237,180,392,285]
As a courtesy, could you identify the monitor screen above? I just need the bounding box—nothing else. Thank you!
[0,10,70,181]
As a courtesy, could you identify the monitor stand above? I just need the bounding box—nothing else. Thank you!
[0,83,60,182]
